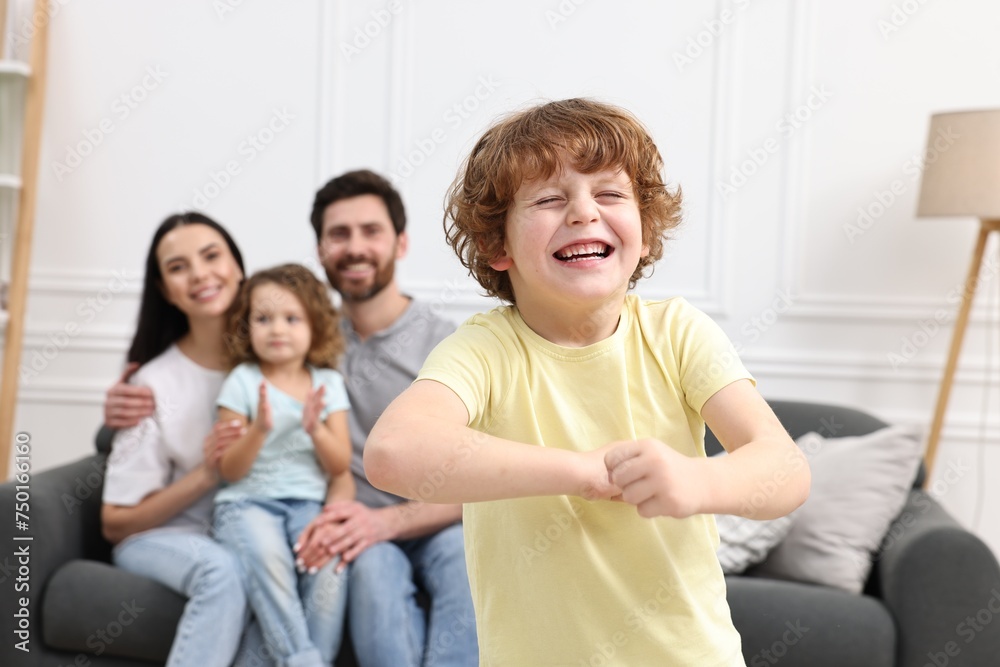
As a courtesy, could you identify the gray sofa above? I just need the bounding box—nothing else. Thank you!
[2,400,999,666]
[706,401,1000,667]
[0,425,359,667]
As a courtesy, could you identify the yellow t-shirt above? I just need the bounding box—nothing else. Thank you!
[418,295,752,666]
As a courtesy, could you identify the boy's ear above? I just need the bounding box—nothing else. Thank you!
[484,237,512,271]
[489,252,513,272]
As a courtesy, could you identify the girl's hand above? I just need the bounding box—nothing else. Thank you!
[203,419,246,477]
[302,385,327,436]
[253,381,273,434]
[603,439,706,519]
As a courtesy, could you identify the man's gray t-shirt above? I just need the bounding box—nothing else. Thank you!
[341,298,455,508]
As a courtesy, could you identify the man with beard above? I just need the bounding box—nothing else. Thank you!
[103,170,477,666]
[295,169,477,667]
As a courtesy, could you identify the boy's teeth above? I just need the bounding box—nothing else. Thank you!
[555,242,609,259]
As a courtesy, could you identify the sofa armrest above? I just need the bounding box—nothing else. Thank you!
[877,489,1000,666]
[0,454,111,656]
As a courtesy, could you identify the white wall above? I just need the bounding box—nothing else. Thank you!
[4,0,1000,554]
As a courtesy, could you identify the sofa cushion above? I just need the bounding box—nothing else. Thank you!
[716,511,795,574]
[42,559,184,661]
[753,425,924,594]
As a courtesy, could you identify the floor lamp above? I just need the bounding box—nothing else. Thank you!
[916,109,1000,484]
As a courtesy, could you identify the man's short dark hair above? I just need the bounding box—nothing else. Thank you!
[310,169,407,241]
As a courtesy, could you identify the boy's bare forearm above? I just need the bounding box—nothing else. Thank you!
[704,437,810,519]
[366,415,607,503]
[366,381,619,504]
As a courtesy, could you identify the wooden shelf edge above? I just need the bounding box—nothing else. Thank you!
[0,174,22,189]
[0,60,31,77]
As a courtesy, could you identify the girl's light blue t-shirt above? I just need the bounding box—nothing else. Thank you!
[214,362,350,503]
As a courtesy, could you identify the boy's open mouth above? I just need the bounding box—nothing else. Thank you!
[553,242,612,263]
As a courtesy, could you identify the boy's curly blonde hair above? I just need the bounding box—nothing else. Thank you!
[224,263,344,370]
[444,98,683,304]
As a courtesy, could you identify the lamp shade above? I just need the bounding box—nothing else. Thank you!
[916,109,1000,219]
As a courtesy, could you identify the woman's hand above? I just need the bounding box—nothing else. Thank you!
[203,419,247,478]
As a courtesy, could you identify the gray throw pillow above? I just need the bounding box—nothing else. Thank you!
[753,425,925,593]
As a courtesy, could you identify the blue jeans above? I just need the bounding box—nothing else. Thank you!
[349,523,478,667]
[215,498,347,667]
[113,530,247,667]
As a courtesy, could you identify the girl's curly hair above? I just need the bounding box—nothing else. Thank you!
[223,263,344,370]
[444,98,683,304]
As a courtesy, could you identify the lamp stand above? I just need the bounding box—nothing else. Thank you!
[924,217,1000,484]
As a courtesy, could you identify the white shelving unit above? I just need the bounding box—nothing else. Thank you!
[0,59,29,326]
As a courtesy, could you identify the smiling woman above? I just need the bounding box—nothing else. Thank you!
[99,212,252,667]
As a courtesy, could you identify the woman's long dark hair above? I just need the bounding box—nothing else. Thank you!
[127,212,245,365]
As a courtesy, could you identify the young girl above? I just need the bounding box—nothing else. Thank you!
[212,263,353,667]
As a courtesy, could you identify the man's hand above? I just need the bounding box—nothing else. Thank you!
[294,501,396,572]
[604,439,706,519]
[104,363,155,429]
[203,420,246,478]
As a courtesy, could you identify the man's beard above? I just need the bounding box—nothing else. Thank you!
[325,255,396,303]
